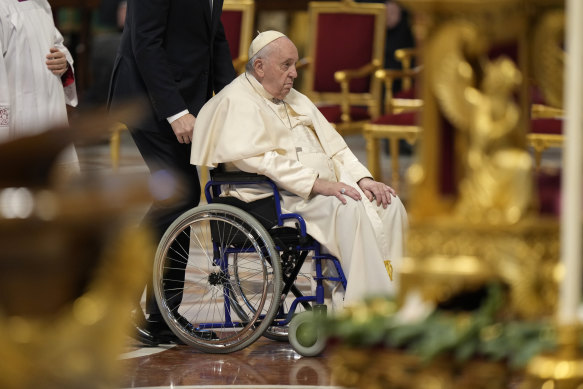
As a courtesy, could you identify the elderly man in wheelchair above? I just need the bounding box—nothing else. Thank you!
[152,31,408,356]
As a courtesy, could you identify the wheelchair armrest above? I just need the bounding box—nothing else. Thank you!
[205,170,281,218]
[210,170,269,183]
[206,171,277,199]
[204,170,310,239]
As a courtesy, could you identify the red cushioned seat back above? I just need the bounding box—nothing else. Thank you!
[371,111,418,126]
[221,10,243,60]
[312,13,375,93]
[531,118,563,135]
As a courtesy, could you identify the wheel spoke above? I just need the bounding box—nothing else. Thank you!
[152,204,282,353]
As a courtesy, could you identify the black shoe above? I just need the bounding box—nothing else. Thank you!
[146,319,186,345]
[175,315,219,340]
[130,312,184,346]
[132,322,160,347]
[192,330,219,340]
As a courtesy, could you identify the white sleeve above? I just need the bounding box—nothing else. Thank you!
[332,147,372,182]
[232,152,319,200]
[0,15,11,140]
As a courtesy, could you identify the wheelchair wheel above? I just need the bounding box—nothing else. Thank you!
[263,268,312,342]
[231,243,313,342]
[153,203,282,353]
[288,310,328,357]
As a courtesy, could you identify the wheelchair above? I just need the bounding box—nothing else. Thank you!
[152,169,347,355]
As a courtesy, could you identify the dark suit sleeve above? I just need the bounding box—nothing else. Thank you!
[129,0,186,120]
[212,20,237,93]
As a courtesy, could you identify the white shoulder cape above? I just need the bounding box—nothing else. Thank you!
[190,73,347,167]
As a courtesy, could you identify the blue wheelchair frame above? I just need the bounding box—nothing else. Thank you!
[203,170,348,329]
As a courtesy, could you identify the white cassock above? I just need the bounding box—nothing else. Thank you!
[191,73,408,307]
[0,0,78,168]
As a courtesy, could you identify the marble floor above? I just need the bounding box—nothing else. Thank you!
[75,131,561,389]
[118,338,340,389]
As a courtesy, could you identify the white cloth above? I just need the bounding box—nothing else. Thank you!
[191,73,347,180]
[0,0,78,165]
[191,73,408,305]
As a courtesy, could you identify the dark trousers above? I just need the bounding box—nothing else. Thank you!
[130,126,201,318]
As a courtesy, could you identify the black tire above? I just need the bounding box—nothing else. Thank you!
[153,204,282,353]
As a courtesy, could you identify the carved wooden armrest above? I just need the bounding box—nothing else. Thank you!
[394,47,420,90]
[375,66,423,113]
[334,60,381,83]
[531,103,564,119]
[395,48,419,66]
[374,67,422,91]
[333,60,382,123]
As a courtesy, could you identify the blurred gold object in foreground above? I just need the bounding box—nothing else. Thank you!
[0,224,154,389]
[330,346,511,389]
[401,217,559,319]
[398,0,562,317]
[521,326,583,389]
[329,0,570,387]
[0,110,156,388]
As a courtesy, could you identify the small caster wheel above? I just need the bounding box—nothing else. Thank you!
[288,311,327,356]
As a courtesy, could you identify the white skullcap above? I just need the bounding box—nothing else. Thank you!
[248,30,286,58]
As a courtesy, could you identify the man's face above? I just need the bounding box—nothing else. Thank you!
[257,38,299,100]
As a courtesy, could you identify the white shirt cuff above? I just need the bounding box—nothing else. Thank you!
[167,110,189,124]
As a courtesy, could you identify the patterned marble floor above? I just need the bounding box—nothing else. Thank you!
[118,337,342,389]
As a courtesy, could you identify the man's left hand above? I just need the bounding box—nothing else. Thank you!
[46,48,68,76]
[358,177,396,208]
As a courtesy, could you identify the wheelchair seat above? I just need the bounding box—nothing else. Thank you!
[212,195,316,247]
[151,167,346,355]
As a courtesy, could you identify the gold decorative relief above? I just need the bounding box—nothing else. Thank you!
[401,218,559,318]
[427,21,532,224]
[427,21,483,133]
[531,9,565,109]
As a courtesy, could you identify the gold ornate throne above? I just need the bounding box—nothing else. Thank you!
[397,0,561,319]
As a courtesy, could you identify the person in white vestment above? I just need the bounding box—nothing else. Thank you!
[190,31,408,308]
[0,0,78,170]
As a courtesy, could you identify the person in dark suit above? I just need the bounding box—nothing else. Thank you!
[108,0,236,346]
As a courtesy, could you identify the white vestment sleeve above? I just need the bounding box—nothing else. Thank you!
[331,147,373,183]
[232,152,319,200]
[0,16,10,140]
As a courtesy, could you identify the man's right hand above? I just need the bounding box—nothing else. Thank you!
[311,178,361,205]
[171,113,196,144]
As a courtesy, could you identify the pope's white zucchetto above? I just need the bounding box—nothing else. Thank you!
[248,30,286,58]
